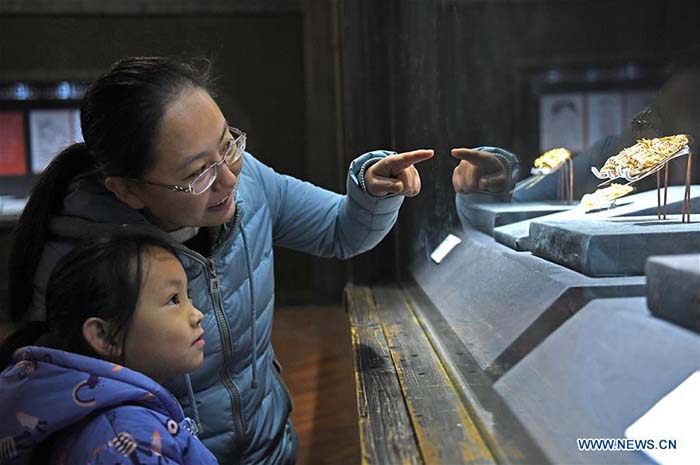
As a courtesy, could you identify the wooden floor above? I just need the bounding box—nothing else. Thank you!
[272,304,361,465]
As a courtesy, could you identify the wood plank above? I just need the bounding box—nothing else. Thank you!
[372,285,496,465]
[345,285,422,465]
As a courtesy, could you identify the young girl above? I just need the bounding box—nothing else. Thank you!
[8,56,432,464]
[0,234,217,465]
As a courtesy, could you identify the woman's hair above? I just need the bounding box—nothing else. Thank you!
[9,57,213,323]
[1,234,180,366]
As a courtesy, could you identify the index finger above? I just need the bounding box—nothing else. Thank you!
[384,149,435,171]
[450,147,495,161]
[451,147,507,172]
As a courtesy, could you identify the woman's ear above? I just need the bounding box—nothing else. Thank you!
[104,177,146,210]
[82,317,120,359]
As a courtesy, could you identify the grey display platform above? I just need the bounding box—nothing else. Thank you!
[646,254,700,332]
[530,215,700,276]
[460,201,576,235]
[404,222,700,463]
[495,296,699,465]
[493,185,700,251]
[409,227,645,377]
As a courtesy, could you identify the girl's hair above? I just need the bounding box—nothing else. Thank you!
[1,234,180,366]
[8,57,213,323]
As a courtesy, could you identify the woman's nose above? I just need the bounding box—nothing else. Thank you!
[214,162,237,190]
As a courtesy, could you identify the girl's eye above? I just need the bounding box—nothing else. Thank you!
[187,289,192,300]
[167,294,181,305]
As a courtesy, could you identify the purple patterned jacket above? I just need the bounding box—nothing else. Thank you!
[0,346,217,465]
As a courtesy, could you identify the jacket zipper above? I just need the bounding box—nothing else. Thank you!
[170,209,247,449]
[208,257,246,447]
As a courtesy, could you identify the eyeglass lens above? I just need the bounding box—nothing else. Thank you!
[191,129,245,194]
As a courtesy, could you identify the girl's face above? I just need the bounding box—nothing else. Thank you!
[122,247,205,383]
[132,87,243,231]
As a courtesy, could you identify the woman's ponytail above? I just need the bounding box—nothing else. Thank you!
[8,143,93,323]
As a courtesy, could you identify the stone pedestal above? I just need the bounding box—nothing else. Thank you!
[646,254,700,333]
[462,201,575,235]
[493,185,700,251]
[529,216,700,276]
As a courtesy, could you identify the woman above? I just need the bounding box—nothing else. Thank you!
[8,56,432,464]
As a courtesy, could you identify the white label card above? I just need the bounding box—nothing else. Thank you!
[430,234,462,264]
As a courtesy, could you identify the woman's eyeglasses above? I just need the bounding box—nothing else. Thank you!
[134,126,246,195]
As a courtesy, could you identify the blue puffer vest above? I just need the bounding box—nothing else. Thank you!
[28,151,403,464]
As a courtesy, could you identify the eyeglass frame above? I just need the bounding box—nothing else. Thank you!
[131,126,246,195]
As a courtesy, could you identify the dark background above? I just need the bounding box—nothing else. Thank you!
[1,0,698,306]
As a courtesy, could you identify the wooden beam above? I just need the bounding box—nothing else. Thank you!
[345,284,422,465]
[301,0,348,302]
[372,285,496,465]
[0,0,301,15]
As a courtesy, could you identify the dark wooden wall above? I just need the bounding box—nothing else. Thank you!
[339,0,700,277]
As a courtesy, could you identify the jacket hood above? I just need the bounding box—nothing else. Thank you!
[0,346,183,464]
[63,173,147,225]
[48,173,169,242]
